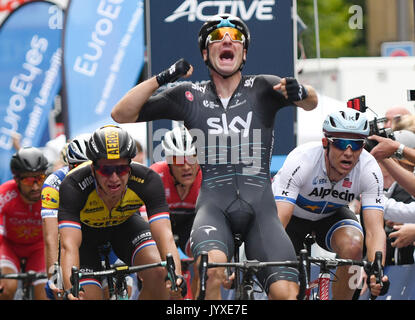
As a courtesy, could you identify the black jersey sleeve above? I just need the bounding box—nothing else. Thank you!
[137,82,189,123]
[140,169,170,219]
[259,74,292,107]
[58,175,85,225]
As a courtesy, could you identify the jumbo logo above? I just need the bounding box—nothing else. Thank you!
[105,130,120,159]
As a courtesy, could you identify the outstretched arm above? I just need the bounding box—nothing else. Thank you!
[111,77,160,123]
[111,59,193,124]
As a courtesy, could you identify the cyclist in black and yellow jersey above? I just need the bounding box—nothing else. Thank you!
[58,125,185,300]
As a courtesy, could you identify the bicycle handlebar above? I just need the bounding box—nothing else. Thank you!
[0,271,47,281]
[166,253,178,291]
[196,250,304,300]
[197,252,209,300]
[309,250,388,300]
[69,253,186,299]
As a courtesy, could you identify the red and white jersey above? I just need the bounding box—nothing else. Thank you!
[0,180,43,245]
[139,161,202,215]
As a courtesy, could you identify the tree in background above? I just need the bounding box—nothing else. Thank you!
[298,0,368,58]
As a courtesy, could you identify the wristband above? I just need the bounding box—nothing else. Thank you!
[156,58,190,87]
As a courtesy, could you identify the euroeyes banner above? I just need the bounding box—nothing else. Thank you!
[0,1,62,183]
[62,0,145,139]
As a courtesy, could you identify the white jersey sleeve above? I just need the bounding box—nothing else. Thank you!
[358,150,385,212]
[272,142,319,205]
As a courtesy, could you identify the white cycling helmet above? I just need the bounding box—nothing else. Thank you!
[67,133,91,166]
[162,126,196,157]
[323,109,369,137]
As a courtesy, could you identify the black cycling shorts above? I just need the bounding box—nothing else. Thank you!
[286,206,363,253]
[190,186,299,293]
[78,213,154,279]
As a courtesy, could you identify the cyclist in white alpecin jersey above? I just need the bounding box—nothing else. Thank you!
[272,109,389,300]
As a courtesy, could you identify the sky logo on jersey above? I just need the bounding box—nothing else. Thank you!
[207,111,252,138]
[105,129,120,159]
[164,0,275,22]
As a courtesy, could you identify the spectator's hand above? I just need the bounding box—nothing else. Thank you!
[368,135,400,160]
[389,224,415,248]
[385,220,402,228]
[11,132,21,151]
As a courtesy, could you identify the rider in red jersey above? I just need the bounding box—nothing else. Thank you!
[0,147,49,300]
[140,126,201,255]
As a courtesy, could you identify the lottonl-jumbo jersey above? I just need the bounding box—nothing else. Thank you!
[272,142,384,221]
[0,180,43,244]
[58,163,170,229]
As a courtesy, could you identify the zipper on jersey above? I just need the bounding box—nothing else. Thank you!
[320,181,336,214]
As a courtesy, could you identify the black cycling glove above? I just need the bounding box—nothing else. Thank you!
[156,58,191,87]
[285,77,308,102]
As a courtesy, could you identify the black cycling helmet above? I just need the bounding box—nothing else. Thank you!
[198,14,250,55]
[86,125,137,164]
[67,133,91,166]
[10,147,48,175]
[198,14,250,79]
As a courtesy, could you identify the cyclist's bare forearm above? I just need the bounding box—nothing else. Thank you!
[42,218,59,278]
[276,201,294,228]
[150,221,183,276]
[363,209,386,264]
[111,77,159,123]
[60,228,82,290]
[294,85,318,111]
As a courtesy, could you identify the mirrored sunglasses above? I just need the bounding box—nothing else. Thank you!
[328,137,365,151]
[94,164,130,177]
[207,27,244,44]
[19,174,46,186]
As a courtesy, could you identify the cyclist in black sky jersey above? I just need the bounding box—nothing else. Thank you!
[112,14,318,300]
